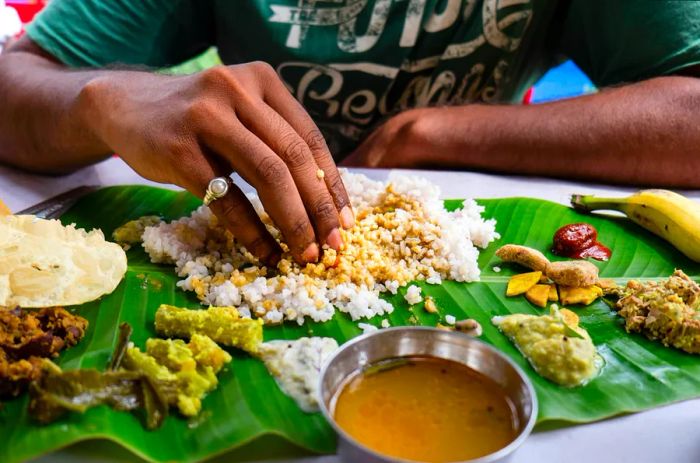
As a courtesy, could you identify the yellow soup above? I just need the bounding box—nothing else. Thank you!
[333,357,518,463]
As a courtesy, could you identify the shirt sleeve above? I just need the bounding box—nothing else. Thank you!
[559,0,700,86]
[25,0,214,68]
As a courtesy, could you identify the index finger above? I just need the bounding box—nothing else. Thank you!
[263,78,355,229]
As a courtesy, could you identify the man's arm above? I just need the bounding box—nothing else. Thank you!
[0,40,112,173]
[0,37,354,264]
[344,73,700,188]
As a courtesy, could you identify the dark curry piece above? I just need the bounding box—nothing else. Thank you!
[0,307,87,397]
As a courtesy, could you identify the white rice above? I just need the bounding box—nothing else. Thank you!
[142,172,498,325]
[445,314,457,325]
[404,285,423,305]
[358,322,379,334]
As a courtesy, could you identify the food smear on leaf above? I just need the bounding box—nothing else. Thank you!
[552,223,611,261]
[29,360,169,429]
[492,306,602,387]
[155,304,263,354]
[333,356,518,462]
[257,337,338,412]
[616,269,700,354]
[112,215,161,250]
[0,307,87,398]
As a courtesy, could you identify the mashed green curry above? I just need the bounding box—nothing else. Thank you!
[492,307,601,387]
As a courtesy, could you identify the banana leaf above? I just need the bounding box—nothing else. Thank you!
[1,185,699,463]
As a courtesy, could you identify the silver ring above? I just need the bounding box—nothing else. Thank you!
[203,176,232,206]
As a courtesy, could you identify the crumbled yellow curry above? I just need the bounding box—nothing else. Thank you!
[493,307,601,387]
[155,305,263,354]
[123,334,231,417]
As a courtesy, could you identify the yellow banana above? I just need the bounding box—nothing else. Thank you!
[571,189,700,262]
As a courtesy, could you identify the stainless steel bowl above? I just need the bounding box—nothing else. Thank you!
[319,327,537,463]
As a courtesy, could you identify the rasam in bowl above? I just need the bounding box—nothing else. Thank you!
[319,327,537,463]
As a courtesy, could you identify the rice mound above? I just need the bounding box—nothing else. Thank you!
[142,172,498,325]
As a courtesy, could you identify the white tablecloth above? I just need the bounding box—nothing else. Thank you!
[2,158,699,463]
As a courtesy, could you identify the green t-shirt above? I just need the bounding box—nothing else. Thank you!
[26,0,700,157]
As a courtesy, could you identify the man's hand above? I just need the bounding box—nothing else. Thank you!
[78,62,354,264]
[0,35,357,265]
[341,109,429,168]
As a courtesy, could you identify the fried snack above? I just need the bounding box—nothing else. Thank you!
[495,245,550,272]
[559,285,604,306]
[496,244,600,288]
[155,304,263,354]
[506,271,542,296]
[616,270,700,354]
[525,284,551,308]
[0,307,88,397]
[558,308,580,326]
[545,260,599,287]
[0,215,127,307]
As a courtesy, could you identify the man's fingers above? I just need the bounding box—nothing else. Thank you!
[197,114,321,263]
[237,102,344,250]
[176,149,281,265]
[209,182,282,265]
[263,81,354,229]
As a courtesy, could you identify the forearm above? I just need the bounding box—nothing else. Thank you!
[0,48,113,173]
[411,77,700,187]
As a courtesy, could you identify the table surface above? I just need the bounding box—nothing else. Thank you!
[2,158,699,463]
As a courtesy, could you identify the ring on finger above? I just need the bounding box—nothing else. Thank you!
[203,176,233,206]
